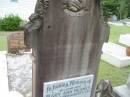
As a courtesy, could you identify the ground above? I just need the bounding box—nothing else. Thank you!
[98,25,130,86]
[0,25,130,87]
[109,25,130,43]
[98,61,130,86]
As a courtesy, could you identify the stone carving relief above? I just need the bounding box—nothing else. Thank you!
[63,0,90,16]
[24,0,90,48]
[96,80,115,97]
[24,0,50,48]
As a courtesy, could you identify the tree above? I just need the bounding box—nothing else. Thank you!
[127,0,130,17]
[101,0,129,21]
[118,0,128,19]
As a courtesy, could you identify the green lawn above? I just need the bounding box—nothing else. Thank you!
[98,61,130,86]
[98,25,130,86]
[109,25,130,43]
[0,36,7,51]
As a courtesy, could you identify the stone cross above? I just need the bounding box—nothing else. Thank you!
[24,0,106,97]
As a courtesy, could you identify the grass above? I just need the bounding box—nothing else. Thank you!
[109,25,130,43]
[98,25,130,86]
[98,61,130,86]
[0,31,16,51]
[0,36,7,51]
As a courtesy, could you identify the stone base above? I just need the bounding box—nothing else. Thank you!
[7,53,32,97]
[102,43,130,68]
[114,85,130,97]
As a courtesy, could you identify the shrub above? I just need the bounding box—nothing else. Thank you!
[0,15,23,31]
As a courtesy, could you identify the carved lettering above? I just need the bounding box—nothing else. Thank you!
[44,75,94,97]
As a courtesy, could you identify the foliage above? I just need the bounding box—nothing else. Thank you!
[128,1,130,17]
[118,0,128,19]
[101,0,130,21]
[0,18,2,30]
[0,15,22,31]
[101,0,117,21]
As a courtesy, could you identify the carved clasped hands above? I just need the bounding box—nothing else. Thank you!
[63,0,85,12]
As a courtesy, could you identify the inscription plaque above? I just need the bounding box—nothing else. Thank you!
[44,75,94,97]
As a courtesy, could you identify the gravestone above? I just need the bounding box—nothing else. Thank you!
[119,34,130,46]
[7,53,32,97]
[7,32,30,54]
[114,74,130,97]
[24,0,105,97]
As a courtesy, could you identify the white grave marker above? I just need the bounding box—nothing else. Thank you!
[44,75,94,97]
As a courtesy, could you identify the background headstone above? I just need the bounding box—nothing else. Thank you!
[7,32,30,54]
[7,53,32,97]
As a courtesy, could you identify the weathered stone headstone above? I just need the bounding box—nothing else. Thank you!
[24,0,105,97]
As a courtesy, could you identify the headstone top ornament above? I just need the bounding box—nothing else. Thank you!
[63,0,90,16]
